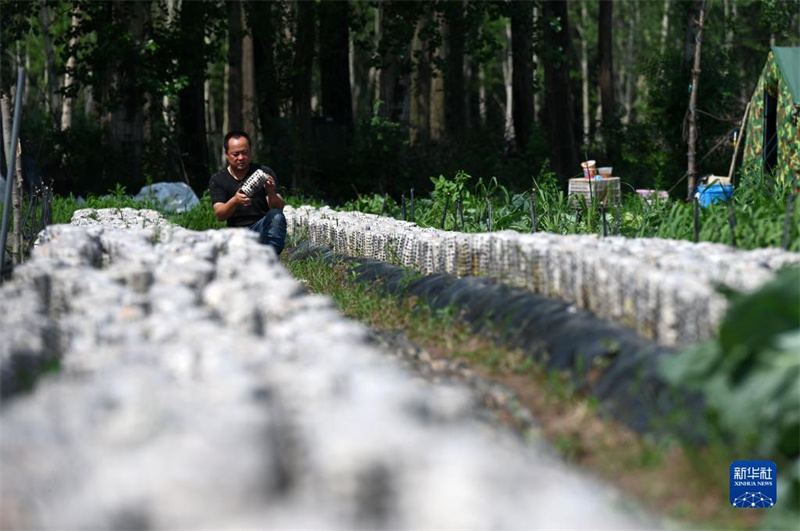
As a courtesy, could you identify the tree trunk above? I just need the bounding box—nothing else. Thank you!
[686,0,706,199]
[723,0,733,47]
[542,0,577,183]
[660,0,671,56]
[204,79,218,160]
[373,7,382,115]
[579,2,590,146]
[242,11,257,159]
[478,63,487,128]
[379,5,403,122]
[2,96,11,174]
[177,0,210,194]
[100,1,149,187]
[430,12,445,142]
[39,0,59,129]
[444,0,465,141]
[162,0,181,132]
[12,140,22,264]
[319,0,353,129]
[598,0,615,128]
[61,5,81,131]
[501,22,513,143]
[227,0,244,132]
[511,0,533,152]
[684,0,702,66]
[532,5,540,124]
[291,0,316,190]
[250,0,280,160]
[23,46,30,105]
[410,9,433,145]
[623,0,637,124]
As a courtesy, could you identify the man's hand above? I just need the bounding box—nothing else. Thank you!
[264,175,277,194]
[264,174,285,210]
[234,189,252,207]
[213,189,251,221]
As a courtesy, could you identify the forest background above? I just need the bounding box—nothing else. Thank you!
[1,0,798,203]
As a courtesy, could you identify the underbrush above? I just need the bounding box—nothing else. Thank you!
[661,267,800,530]
[340,167,799,251]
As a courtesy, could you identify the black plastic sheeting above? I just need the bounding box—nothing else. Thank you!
[285,241,708,442]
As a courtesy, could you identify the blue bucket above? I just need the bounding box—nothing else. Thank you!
[697,183,733,207]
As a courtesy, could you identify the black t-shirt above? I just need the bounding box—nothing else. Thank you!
[208,164,278,227]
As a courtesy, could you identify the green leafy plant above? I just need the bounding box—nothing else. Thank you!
[338,165,798,250]
[660,267,800,529]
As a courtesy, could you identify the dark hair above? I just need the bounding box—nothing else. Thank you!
[224,130,251,152]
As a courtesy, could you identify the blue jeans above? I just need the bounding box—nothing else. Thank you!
[248,209,287,255]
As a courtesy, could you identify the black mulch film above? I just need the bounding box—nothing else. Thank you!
[285,241,708,443]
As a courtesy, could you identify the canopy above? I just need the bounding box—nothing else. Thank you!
[772,47,800,106]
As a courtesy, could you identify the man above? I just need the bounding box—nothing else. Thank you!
[209,130,287,255]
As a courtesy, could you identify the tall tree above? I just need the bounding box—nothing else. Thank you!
[510,0,534,152]
[660,0,671,55]
[622,0,638,124]
[176,0,210,193]
[542,0,577,182]
[430,10,445,142]
[443,0,465,140]
[242,14,257,158]
[410,8,433,144]
[291,0,316,189]
[598,0,615,129]
[95,1,151,188]
[577,1,590,145]
[319,0,353,129]
[248,0,280,156]
[686,0,706,199]
[60,4,81,131]
[39,0,59,128]
[226,0,243,132]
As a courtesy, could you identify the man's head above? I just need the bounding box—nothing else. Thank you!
[224,130,251,173]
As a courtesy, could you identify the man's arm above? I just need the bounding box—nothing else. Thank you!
[213,190,251,221]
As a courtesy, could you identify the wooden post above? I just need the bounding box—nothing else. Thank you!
[686,0,706,200]
[12,140,22,263]
[727,100,751,184]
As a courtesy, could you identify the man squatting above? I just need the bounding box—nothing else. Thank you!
[209,130,287,255]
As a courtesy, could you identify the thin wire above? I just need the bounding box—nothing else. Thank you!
[694,109,740,122]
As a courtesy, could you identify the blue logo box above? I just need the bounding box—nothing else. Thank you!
[730,460,777,508]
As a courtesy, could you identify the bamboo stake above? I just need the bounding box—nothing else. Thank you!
[727,100,751,185]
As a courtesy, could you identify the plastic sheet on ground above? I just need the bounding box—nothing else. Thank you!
[134,182,199,212]
[285,240,708,442]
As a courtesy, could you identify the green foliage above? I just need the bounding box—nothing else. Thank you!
[341,167,799,250]
[660,267,800,529]
[50,186,323,231]
[50,188,225,230]
[167,191,225,231]
[347,100,410,198]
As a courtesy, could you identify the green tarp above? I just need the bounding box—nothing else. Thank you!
[772,47,800,106]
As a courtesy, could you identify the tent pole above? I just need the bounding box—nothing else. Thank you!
[727,100,751,186]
